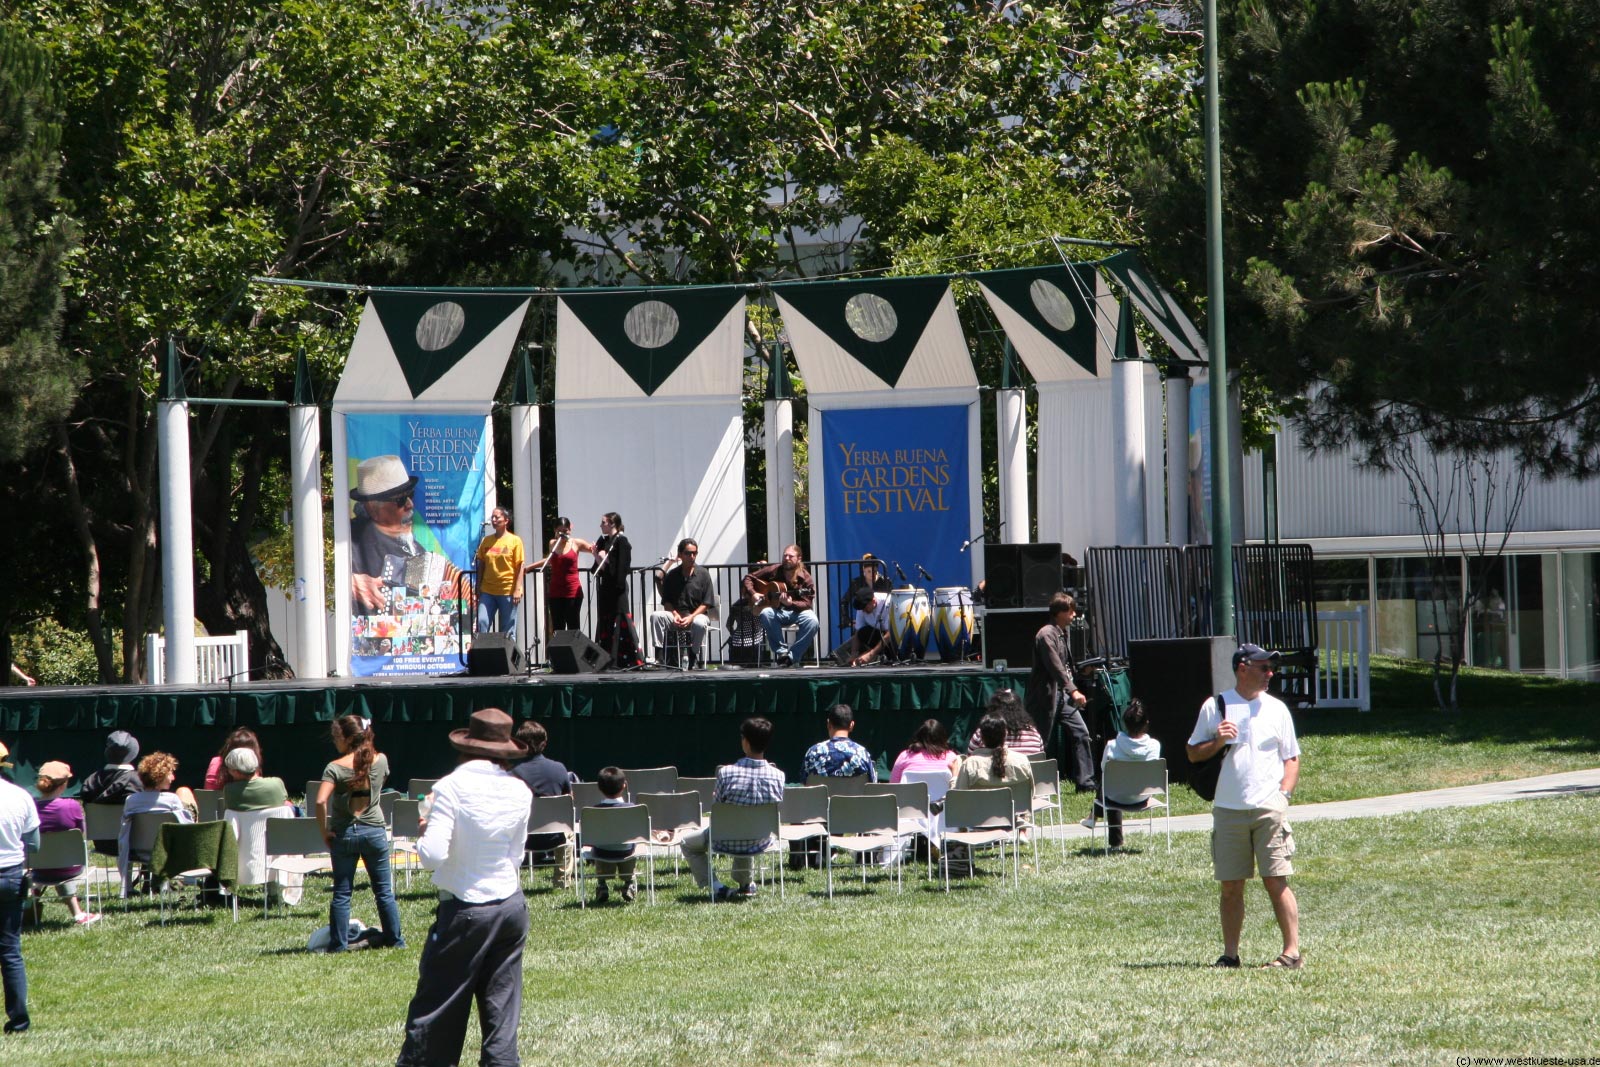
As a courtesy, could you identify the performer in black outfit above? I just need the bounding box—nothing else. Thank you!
[592,512,641,668]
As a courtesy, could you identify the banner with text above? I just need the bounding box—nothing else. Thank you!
[345,412,488,678]
[820,405,972,593]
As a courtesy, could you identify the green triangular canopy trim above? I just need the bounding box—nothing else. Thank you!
[970,263,1100,377]
[562,288,744,396]
[1098,250,1205,365]
[369,292,529,398]
[771,276,949,388]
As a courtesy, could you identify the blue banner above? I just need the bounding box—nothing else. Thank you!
[821,405,972,596]
[346,413,487,677]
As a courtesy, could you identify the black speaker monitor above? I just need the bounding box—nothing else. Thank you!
[467,633,523,676]
[1019,542,1063,606]
[1126,637,1235,785]
[984,544,1022,608]
[548,630,611,675]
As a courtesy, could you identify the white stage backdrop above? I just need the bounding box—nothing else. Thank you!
[553,289,748,620]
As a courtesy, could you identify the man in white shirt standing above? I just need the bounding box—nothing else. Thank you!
[0,741,40,1034]
[397,709,531,1067]
[1186,644,1303,970]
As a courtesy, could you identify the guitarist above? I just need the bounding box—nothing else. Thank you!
[741,544,819,667]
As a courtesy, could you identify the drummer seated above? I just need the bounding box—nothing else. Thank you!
[845,586,894,667]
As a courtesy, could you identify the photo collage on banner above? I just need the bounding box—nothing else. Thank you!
[346,412,487,677]
[820,405,972,593]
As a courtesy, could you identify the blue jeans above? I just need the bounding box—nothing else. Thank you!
[759,607,818,662]
[328,823,403,951]
[0,865,28,1032]
[477,594,518,640]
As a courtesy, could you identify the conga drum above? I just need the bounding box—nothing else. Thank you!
[888,587,931,660]
[932,586,974,662]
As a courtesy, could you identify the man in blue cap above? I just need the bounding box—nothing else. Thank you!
[1187,643,1303,970]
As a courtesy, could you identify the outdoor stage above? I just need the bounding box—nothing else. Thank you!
[0,663,1027,791]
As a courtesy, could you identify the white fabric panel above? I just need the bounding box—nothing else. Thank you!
[976,280,1111,383]
[554,297,745,400]
[555,397,747,576]
[1144,363,1168,545]
[776,288,978,394]
[1036,379,1119,562]
[333,297,529,404]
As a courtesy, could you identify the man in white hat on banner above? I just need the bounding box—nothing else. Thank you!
[350,455,421,614]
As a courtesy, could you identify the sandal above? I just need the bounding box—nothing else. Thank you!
[1262,953,1303,969]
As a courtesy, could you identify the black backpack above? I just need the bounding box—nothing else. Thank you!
[1188,693,1227,802]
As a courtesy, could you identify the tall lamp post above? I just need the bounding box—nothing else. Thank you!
[1204,0,1235,638]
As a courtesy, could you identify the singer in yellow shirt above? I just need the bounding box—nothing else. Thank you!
[474,507,525,640]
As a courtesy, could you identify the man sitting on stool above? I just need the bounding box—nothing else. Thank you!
[742,544,818,667]
[649,538,715,667]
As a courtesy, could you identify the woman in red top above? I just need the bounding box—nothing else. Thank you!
[526,516,594,632]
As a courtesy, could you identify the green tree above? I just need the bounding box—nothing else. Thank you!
[0,20,78,680]
[1135,0,1600,474]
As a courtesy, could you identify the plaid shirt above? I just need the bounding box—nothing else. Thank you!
[712,757,786,853]
[802,738,878,782]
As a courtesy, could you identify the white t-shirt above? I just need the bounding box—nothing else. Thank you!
[0,778,40,867]
[1188,687,1300,810]
[853,593,890,635]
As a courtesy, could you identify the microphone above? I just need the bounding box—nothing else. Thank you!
[893,562,909,583]
[915,564,934,582]
[960,527,992,552]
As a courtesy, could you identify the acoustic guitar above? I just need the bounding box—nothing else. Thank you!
[747,576,789,611]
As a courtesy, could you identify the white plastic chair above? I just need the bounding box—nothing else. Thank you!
[576,805,655,907]
[941,788,1020,890]
[707,802,785,902]
[1095,758,1170,853]
[826,793,901,898]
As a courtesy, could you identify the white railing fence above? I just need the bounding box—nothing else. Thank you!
[1315,606,1370,711]
[145,631,251,685]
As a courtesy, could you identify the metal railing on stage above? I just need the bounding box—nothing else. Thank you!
[510,557,935,669]
[1085,543,1319,705]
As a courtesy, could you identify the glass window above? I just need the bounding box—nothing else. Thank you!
[1312,557,1369,612]
[1375,556,1462,661]
[1564,552,1600,682]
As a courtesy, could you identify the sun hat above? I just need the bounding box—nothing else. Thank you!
[349,455,419,502]
[448,708,529,761]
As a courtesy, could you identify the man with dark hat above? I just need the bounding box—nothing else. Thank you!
[397,709,531,1067]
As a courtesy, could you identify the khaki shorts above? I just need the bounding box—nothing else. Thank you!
[1211,804,1295,881]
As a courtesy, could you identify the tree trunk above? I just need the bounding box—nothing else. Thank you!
[55,423,117,682]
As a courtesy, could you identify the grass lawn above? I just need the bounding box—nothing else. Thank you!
[13,792,1600,1067]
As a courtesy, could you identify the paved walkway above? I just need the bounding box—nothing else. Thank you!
[1040,767,1600,840]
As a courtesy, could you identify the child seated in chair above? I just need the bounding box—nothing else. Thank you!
[587,767,638,904]
[1081,698,1161,848]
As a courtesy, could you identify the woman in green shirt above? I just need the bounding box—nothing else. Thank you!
[314,715,403,952]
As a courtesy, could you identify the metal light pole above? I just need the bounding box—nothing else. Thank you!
[1204,0,1235,637]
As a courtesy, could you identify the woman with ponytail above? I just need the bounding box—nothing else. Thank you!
[315,715,403,952]
[955,714,1036,793]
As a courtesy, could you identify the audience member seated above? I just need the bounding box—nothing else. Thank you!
[953,714,1036,859]
[220,748,290,812]
[802,703,878,781]
[955,714,1037,792]
[679,717,785,901]
[512,720,575,888]
[585,767,639,904]
[204,727,263,790]
[30,761,98,926]
[118,752,198,895]
[80,730,142,807]
[890,719,959,783]
[1081,698,1161,848]
[968,688,1045,757]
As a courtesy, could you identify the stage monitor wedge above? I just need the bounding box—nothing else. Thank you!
[467,633,522,676]
[549,630,611,675]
